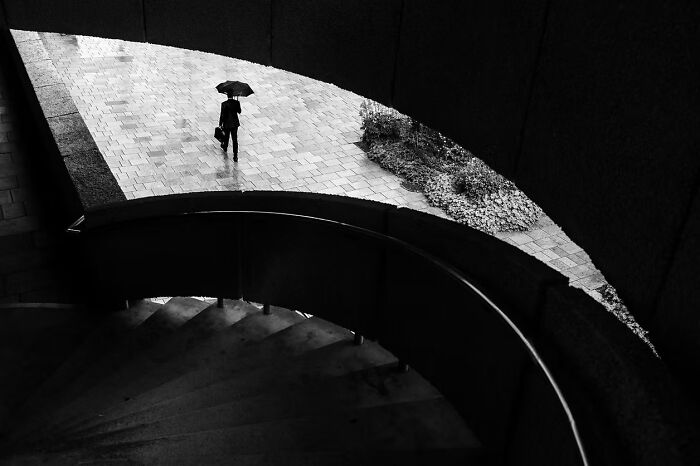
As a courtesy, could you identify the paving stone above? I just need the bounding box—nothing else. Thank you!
[1,202,26,220]
[15,39,50,63]
[533,251,552,263]
[559,257,577,268]
[548,259,568,271]
[24,59,63,88]
[10,30,41,43]
[534,237,558,249]
[0,176,19,191]
[46,113,96,157]
[36,84,79,118]
[0,216,42,237]
[0,190,12,204]
[542,249,560,260]
[63,148,126,208]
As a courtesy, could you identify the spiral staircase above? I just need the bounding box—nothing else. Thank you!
[0,298,483,465]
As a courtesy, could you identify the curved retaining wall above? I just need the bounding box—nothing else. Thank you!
[79,192,700,466]
[0,0,698,428]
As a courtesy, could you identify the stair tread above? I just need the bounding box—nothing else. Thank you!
[61,364,444,448]
[14,303,304,449]
[9,300,160,426]
[100,314,353,409]
[43,309,344,440]
[46,300,257,429]
[0,307,100,433]
[40,308,306,434]
[1,448,485,466]
[64,299,257,402]
[36,399,482,463]
[62,339,397,441]
[8,297,209,447]
[0,300,484,466]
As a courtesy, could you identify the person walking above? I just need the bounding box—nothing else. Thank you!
[219,90,241,161]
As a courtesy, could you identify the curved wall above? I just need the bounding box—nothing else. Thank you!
[79,192,700,466]
[1,0,699,393]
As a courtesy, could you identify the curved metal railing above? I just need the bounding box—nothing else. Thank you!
[76,206,589,465]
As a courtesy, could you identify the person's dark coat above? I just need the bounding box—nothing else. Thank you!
[219,99,241,129]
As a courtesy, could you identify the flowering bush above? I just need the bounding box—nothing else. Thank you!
[359,100,404,142]
[453,158,515,200]
[360,100,541,233]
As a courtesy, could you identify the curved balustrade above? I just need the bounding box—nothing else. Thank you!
[67,192,696,466]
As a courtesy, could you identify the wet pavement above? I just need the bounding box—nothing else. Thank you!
[36,31,608,299]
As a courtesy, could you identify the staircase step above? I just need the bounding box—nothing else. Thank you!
[46,312,343,443]
[0,306,99,434]
[28,399,482,465]
[60,364,444,449]
[43,299,254,429]
[8,297,209,448]
[61,340,397,441]
[4,300,160,435]
[0,297,484,465]
[69,299,255,395]
[2,448,485,466]
[20,303,303,447]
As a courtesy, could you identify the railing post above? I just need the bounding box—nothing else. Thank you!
[217,298,224,308]
[353,333,364,345]
[263,303,271,315]
[124,299,130,310]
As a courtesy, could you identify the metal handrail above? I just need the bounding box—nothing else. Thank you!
[65,214,85,234]
[79,207,590,466]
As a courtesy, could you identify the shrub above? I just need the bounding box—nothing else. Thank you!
[595,283,656,353]
[359,99,542,233]
[359,100,405,142]
[424,173,541,233]
[453,158,515,201]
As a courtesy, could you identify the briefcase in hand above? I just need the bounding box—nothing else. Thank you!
[214,126,224,143]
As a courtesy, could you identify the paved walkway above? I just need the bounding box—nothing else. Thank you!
[38,32,608,300]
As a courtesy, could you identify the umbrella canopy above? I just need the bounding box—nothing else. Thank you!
[216,81,254,97]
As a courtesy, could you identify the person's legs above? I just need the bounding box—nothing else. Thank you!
[222,128,231,151]
[232,127,239,161]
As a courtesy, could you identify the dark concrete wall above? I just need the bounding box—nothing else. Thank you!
[144,0,271,65]
[516,0,700,323]
[392,0,547,177]
[1,0,700,397]
[2,0,144,41]
[271,0,402,105]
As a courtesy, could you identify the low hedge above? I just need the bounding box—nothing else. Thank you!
[360,101,542,233]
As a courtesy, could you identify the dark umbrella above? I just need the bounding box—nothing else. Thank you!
[216,81,254,97]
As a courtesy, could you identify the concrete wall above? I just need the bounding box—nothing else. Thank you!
[1,0,699,394]
[79,192,700,465]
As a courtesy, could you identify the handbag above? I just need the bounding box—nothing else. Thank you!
[214,126,224,143]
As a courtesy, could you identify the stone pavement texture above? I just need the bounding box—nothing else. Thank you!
[35,31,607,300]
